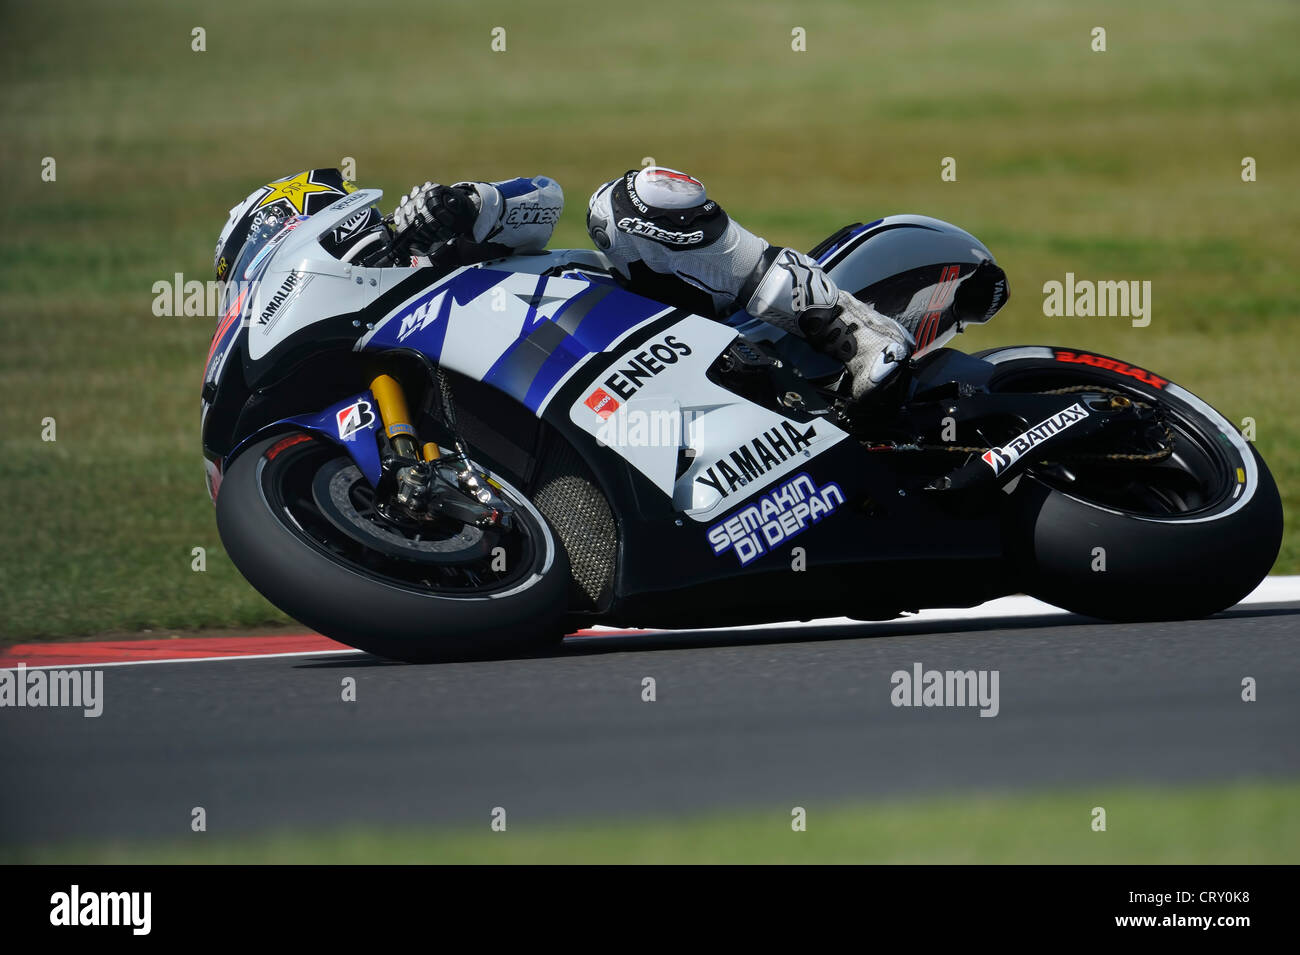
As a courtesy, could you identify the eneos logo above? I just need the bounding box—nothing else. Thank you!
[584,388,620,420]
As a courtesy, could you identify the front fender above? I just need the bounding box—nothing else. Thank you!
[223,389,384,490]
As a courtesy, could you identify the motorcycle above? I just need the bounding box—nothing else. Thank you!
[202,188,1283,662]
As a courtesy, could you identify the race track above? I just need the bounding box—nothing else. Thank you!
[3,600,1298,847]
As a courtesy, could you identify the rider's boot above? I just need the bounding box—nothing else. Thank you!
[742,248,915,401]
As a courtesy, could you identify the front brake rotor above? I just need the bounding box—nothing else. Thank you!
[311,458,493,565]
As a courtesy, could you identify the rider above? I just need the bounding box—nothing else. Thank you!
[214,167,916,399]
[389,168,915,400]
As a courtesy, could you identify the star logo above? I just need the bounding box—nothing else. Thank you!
[255,171,342,214]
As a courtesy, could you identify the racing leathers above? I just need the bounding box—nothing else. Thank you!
[390,167,915,399]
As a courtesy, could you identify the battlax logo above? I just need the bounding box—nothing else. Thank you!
[1053,350,1168,389]
[696,421,817,499]
[336,399,376,440]
[981,402,1090,476]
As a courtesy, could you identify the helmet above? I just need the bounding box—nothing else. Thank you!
[212,168,356,287]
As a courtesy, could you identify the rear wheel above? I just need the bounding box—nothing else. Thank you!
[216,431,570,662]
[977,347,1283,620]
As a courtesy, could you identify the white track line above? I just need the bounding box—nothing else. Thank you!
[5,577,1298,671]
[2,648,365,672]
[641,574,1300,635]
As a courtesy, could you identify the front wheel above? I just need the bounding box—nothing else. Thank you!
[216,431,570,662]
[977,347,1283,621]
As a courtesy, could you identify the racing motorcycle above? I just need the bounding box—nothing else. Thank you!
[202,188,1283,662]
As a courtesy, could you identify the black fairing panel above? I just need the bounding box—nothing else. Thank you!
[820,216,1008,351]
[536,337,1015,629]
[821,215,996,291]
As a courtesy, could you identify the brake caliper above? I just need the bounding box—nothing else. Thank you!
[368,371,509,529]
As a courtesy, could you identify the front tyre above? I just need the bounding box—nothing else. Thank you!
[216,431,570,662]
[978,347,1283,621]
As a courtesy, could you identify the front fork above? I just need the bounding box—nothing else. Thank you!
[367,370,506,528]
[369,372,440,464]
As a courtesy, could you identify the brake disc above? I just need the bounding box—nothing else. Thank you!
[311,458,493,565]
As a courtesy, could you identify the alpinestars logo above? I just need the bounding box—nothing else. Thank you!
[981,402,1089,475]
[696,421,817,499]
[707,472,844,566]
[505,203,561,226]
[616,217,704,246]
[776,250,834,313]
[336,399,376,440]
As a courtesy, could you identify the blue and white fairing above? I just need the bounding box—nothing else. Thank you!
[225,189,849,523]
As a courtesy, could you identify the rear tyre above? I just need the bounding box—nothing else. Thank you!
[216,431,570,662]
[977,347,1283,621]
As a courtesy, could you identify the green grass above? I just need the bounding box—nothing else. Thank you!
[6,779,1297,864]
[1,0,1297,640]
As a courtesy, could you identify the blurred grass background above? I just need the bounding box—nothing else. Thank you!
[0,0,1296,640]
[6,779,1297,863]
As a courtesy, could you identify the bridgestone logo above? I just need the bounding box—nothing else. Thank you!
[981,402,1089,475]
[617,216,704,246]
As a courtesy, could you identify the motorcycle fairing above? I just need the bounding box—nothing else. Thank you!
[358,268,679,415]
[241,190,414,366]
[730,213,1006,374]
[560,313,849,519]
[207,191,1002,614]
[354,263,853,523]
[227,195,855,524]
[202,192,1021,620]
[533,348,1012,623]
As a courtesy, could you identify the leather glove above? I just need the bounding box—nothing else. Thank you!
[391,182,479,253]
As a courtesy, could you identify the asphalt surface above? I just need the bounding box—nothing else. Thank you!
[2,606,1298,846]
